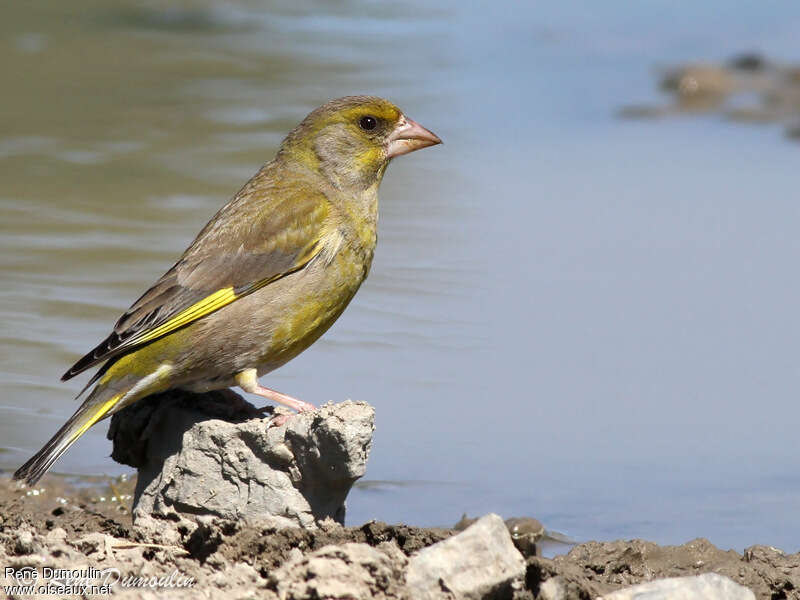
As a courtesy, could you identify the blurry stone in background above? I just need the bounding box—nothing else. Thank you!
[619,52,800,141]
[454,513,576,558]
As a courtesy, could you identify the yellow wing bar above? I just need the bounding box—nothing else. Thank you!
[123,243,322,351]
[132,286,238,346]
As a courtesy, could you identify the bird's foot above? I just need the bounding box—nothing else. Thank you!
[266,402,316,428]
[268,413,292,428]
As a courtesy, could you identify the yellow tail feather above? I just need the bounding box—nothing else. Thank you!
[13,391,123,486]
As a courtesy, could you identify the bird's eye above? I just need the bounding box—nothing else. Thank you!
[359,116,377,131]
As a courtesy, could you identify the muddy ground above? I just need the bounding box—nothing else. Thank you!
[0,476,797,599]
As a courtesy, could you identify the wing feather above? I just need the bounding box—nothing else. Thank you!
[62,169,331,381]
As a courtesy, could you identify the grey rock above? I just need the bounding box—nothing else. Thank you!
[14,527,39,555]
[537,575,600,600]
[538,577,568,600]
[456,514,576,559]
[406,513,526,600]
[108,389,374,538]
[506,517,544,557]
[600,572,755,600]
[271,542,407,600]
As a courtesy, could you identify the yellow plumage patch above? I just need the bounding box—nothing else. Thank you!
[134,287,239,345]
[338,103,401,124]
[70,393,123,442]
[119,242,323,352]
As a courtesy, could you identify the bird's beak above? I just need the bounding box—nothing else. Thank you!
[386,116,442,158]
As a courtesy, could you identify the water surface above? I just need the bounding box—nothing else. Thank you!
[2,0,800,553]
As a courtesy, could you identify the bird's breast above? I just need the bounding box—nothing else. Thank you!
[257,238,371,370]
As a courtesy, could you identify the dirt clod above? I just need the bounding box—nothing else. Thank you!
[0,477,797,599]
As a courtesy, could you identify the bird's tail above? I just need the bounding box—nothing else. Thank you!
[13,386,125,486]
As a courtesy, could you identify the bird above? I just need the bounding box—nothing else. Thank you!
[14,95,441,486]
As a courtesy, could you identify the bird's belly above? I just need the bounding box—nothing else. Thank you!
[255,249,367,373]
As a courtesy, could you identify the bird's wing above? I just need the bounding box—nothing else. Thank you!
[62,180,332,381]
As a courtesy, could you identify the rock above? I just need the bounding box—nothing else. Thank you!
[727,52,767,72]
[537,577,563,600]
[526,556,605,599]
[659,64,734,110]
[453,513,478,531]
[455,514,575,559]
[108,390,374,538]
[72,532,116,559]
[270,542,407,600]
[14,527,39,555]
[506,517,544,557]
[538,576,574,600]
[742,544,800,598]
[360,521,453,554]
[552,538,798,599]
[405,513,526,600]
[2,466,800,600]
[44,527,67,545]
[599,573,755,599]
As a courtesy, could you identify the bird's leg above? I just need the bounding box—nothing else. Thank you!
[234,369,316,413]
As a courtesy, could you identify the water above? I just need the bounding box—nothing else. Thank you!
[2,0,800,553]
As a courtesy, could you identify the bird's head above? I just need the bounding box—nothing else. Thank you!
[279,96,441,191]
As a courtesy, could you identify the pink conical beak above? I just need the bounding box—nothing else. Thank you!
[386,116,442,158]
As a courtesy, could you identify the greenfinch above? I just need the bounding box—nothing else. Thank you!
[14,95,441,485]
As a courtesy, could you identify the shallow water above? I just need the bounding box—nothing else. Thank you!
[2,0,800,553]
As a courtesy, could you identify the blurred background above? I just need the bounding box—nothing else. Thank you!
[2,0,800,553]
